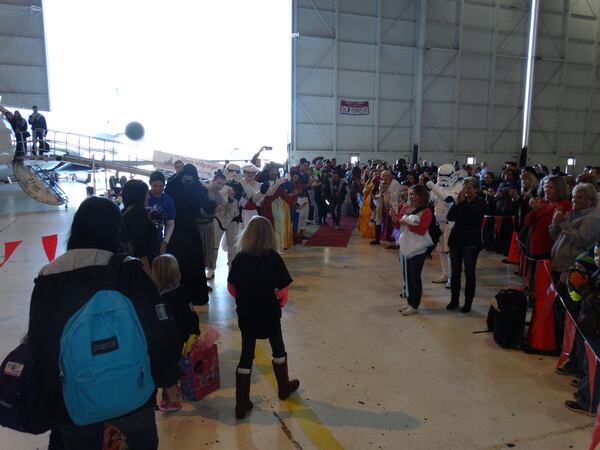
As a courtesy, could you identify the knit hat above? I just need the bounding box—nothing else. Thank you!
[575,248,597,274]
[149,171,165,184]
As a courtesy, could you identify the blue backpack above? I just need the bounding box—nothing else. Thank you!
[59,289,155,426]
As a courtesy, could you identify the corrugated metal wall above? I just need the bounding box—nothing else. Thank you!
[0,0,50,110]
[292,0,600,170]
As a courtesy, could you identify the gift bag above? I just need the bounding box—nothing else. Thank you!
[178,328,220,401]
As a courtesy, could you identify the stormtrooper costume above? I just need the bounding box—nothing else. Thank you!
[209,163,244,279]
[425,163,460,286]
[239,164,264,228]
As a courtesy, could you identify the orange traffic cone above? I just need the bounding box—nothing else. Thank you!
[503,231,520,265]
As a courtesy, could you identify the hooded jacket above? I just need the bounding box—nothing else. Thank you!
[549,207,600,273]
[28,249,180,425]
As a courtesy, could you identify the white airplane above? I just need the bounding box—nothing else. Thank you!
[0,116,267,206]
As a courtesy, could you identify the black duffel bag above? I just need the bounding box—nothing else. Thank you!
[487,289,527,349]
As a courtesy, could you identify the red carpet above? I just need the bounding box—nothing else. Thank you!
[304,216,357,248]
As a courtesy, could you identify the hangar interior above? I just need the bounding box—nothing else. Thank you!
[0,1,600,449]
[291,0,600,171]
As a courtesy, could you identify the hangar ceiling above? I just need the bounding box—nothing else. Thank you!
[291,0,600,168]
[0,0,49,111]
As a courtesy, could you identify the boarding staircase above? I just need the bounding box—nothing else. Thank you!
[11,129,155,206]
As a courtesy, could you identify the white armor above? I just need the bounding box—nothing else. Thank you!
[212,163,242,271]
[239,164,264,227]
[426,163,461,282]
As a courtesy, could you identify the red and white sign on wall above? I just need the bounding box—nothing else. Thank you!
[340,100,369,115]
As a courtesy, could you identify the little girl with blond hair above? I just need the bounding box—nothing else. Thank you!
[152,254,200,412]
[227,216,300,419]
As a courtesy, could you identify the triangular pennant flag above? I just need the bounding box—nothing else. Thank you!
[41,235,58,262]
[557,314,577,369]
[0,240,23,268]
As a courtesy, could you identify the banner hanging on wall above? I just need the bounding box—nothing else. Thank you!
[340,100,369,115]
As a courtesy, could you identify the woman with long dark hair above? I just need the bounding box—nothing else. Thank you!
[397,184,433,316]
[29,196,179,449]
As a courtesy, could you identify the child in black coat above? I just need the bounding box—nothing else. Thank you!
[152,254,200,412]
[227,216,299,419]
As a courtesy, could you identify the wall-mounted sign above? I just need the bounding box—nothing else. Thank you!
[340,100,369,115]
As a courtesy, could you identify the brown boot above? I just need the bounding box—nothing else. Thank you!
[272,356,300,400]
[235,368,253,419]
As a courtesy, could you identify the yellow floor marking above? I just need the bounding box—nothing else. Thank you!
[254,345,345,450]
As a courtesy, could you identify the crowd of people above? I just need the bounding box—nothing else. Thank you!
[346,157,600,417]
[17,149,600,448]
[25,152,311,448]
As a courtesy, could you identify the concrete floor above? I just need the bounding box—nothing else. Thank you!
[0,181,594,449]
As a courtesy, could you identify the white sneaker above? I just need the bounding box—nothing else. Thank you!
[398,299,409,311]
[402,306,418,316]
[206,269,215,280]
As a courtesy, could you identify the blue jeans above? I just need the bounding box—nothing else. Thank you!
[239,330,286,369]
[450,245,480,304]
[57,405,157,450]
[406,252,427,309]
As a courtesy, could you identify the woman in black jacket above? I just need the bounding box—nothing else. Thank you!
[121,179,160,274]
[446,177,486,313]
[28,196,179,450]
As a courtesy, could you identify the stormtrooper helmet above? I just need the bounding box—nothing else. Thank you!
[225,163,241,182]
[454,169,468,181]
[437,163,456,189]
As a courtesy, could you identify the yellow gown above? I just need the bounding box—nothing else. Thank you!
[358,180,376,239]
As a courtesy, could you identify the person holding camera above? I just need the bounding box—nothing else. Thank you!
[446,177,486,312]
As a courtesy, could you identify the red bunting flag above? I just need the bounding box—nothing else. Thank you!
[0,240,23,268]
[41,235,58,262]
[557,314,577,369]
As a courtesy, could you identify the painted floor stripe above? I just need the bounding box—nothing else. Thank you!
[255,345,345,450]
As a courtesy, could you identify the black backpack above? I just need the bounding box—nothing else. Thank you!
[0,340,49,434]
[412,205,442,257]
[487,289,527,349]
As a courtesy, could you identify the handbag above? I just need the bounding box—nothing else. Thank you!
[179,329,220,401]
[179,344,220,401]
[398,225,433,258]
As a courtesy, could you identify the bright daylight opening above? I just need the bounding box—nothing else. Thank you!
[466,156,476,165]
[42,0,291,163]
